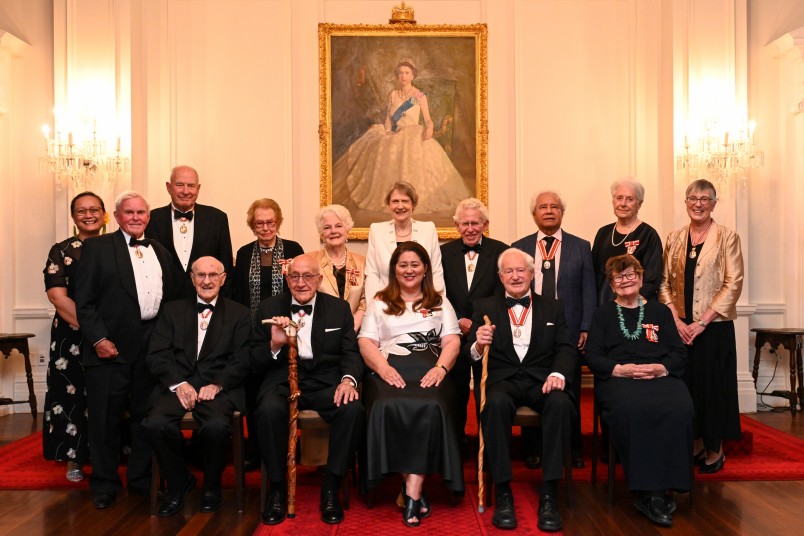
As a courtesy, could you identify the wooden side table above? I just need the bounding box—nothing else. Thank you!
[0,333,37,420]
[751,328,804,415]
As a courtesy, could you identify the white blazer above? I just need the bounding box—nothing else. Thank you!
[364,219,445,301]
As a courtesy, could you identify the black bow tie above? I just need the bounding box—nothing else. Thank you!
[291,304,312,315]
[174,209,194,221]
[462,242,482,254]
[506,295,531,309]
[128,237,150,248]
[197,302,215,313]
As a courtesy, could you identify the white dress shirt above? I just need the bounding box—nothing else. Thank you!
[533,229,563,299]
[122,230,163,320]
[171,204,195,271]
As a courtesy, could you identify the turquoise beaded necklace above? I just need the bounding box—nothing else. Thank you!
[616,296,644,340]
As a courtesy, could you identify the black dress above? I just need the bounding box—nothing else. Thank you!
[684,238,742,451]
[42,237,89,464]
[592,222,664,304]
[359,299,465,492]
[585,300,693,491]
[232,238,304,319]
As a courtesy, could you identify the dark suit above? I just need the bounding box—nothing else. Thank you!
[466,294,576,485]
[75,230,181,494]
[146,204,234,298]
[253,292,364,483]
[441,236,509,432]
[513,231,596,456]
[142,298,253,493]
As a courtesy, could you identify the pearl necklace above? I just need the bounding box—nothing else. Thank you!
[616,296,644,340]
[326,247,348,269]
[611,219,639,247]
[398,87,415,100]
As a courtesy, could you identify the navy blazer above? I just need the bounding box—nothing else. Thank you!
[440,236,509,322]
[146,297,253,411]
[253,291,363,397]
[76,229,182,367]
[513,230,596,342]
[146,203,234,298]
[465,293,576,389]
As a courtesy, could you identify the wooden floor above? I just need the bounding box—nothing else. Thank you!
[0,408,802,536]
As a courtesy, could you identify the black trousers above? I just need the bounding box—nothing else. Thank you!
[143,387,237,494]
[85,355,155,494]
[256,384,364,484]
[481,371,573,485]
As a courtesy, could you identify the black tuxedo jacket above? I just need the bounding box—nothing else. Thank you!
[440,237,509,322]
[145,297,253,411]
[146,203,234,297]
[253,291,363,396]
[465,293,576,389]
[76,230,182,367]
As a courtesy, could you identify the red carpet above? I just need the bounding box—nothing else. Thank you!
[1,392,802,491]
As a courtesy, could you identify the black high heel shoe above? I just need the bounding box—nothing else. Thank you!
[693,449,706,466]
[699,453,725,474]
[402,495,421,527]
[419,492,431,519]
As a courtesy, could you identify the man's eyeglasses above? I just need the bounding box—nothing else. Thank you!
[287,273,319,283]
[74,207,103,216]
[192,272,222,281]
[458,221,484,230]
[612,271,638,283]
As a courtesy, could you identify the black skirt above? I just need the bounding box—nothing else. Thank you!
[363,347,464,492]
[685,320,742,451]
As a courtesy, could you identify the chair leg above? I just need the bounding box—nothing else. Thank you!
[233,414,245,513]
[342,469,350,510]
[591,399,599,485]
[260,461,267,514]
[607,433,616,506]
[150,453,160,516]
[564,446,573,507]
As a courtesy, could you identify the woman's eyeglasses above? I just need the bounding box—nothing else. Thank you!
[612,271,638,283]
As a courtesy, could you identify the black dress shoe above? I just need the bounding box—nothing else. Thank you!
[524,455,542,469]
[200,491,222,513]
[699,453,725,474]
[537,494,563,532]
[572,457,586,469]
[665,494,677,515]
[634,494,673,527]
[261,489,287,525]
[320,489,344,524]
[157,473,196,517]
[492,492,517,530]
[93,492,116,509]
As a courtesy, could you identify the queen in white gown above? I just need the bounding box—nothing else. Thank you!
[337,58,470,214]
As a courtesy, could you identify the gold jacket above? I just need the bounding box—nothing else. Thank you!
[658,222,743,322]
[312,249,367,315]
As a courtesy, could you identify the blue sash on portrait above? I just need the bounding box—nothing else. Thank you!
[390,96,419,132]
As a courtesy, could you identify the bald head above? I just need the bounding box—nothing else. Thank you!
[191,256,226,302]
[286,254,322,304]
[167,165,200,212]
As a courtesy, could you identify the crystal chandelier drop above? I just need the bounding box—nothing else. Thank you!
[676,120,764,184]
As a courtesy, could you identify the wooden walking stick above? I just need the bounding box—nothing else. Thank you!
[477,315,492,513]
[262,318,301,518]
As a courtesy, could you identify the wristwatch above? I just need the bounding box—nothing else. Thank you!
[342,378,357,388]
[697,320,707,328]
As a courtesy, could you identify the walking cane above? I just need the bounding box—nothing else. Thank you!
[262,318,301,518]
[477,315,491,513]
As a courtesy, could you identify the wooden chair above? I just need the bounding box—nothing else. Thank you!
[259,409,351,514]
[480,406,574,507]
[150,411,245,516]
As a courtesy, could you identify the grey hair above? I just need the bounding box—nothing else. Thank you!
[610,177,645,204]
[685,179,717,200]
[315,204,354,234]
[529,191,566,213]
[452,198,489,224]
[114,190,150,212]
[497,247,536,274]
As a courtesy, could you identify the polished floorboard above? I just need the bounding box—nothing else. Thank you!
[0,407,801,536]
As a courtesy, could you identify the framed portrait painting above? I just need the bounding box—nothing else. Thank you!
[319,23,488,239]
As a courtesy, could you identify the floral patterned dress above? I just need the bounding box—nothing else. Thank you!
[42,237,88,464]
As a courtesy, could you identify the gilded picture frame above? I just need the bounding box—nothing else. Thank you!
[319,23,488,240]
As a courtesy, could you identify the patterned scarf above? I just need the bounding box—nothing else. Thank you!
[247,237,285,322]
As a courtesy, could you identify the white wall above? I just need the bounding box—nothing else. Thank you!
[2,0,802,413]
